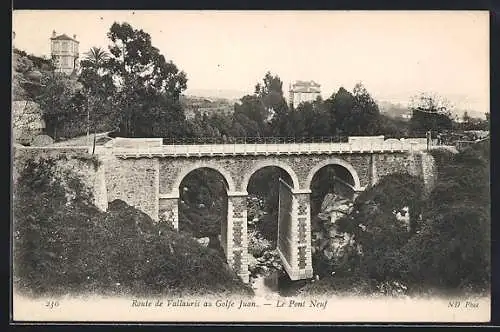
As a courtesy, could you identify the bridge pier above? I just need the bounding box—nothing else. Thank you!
[290,190,314,280]
[159,195,179,229]
[226,192,249,283]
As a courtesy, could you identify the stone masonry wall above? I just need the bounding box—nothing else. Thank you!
[373,151,437,194]
[418,151,437,195]
[158,154,373,195]
[13,147,108,211]
[15,145,436,284]
[159,197,178,229]
[373,152,420,180]
[104,156,159,220]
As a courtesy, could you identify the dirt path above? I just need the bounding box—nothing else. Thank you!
[50,132,112,147]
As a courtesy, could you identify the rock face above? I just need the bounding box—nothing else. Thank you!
[31,134,54,146]
[320,193,337,212]
[12,101,46,145]
[246,227,283,279]
[312,193,356,262]
[248,249,283,277]
[317,193,353,224]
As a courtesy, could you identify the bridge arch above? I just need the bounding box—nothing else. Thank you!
[305,157,362,191]
[172,162,236,195]
[241,160,300,191]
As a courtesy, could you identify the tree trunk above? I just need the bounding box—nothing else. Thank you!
[92,128,97,154]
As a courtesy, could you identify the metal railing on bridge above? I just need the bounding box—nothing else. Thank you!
[162,136,350,145]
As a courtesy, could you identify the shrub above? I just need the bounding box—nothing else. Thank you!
[248,230,273,257]
[301,142,489,296]
[402,144,490,292]
[329,174,425,282]
[13,156,252,297]
[256,211,279,243]
[178,206,222,238]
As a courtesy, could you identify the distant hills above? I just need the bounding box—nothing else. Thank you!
[180,94,235,119]
[184,89,487,122]
[377,100,411,120]
[185,88,247,103]
[377,99,487,121]
[450,108,487,121]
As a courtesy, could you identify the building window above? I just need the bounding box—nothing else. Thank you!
[62,41,68,52]
[61,57,69,67]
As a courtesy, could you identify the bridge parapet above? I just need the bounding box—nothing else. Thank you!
[103,138,428,158]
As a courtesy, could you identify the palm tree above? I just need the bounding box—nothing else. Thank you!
[84,46,109,68]
[83,47,110,77]
[82,47,110,152]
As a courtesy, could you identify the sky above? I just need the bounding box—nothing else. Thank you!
[12,10,489,113]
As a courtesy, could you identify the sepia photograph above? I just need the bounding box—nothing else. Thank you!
[11,10,490,323]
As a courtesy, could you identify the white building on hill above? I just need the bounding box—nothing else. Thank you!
[50,30,80,75]
[288,80,321,108]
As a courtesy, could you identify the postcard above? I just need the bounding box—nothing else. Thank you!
[11,10,490,323]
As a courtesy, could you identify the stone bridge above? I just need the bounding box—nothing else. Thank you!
[93,136,434,283]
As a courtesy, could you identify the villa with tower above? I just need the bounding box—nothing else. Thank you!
[50,30,80,75]
[288,80,322,109]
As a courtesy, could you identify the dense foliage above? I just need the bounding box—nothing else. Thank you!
[332,174,424,283]
[403,142,490,292]
[178,168,228,238]
[16,21,489,148]
[409,93,454,136]
[310,141,490,295]
[13,157,251,297]
[17,22,483,145]
[247,167,294,243]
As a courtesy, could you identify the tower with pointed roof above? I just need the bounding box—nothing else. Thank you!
[288,80,321,109]
[50,30,79,75]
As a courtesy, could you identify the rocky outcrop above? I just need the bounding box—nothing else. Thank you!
[317,193,353,224]
[248,249,283,278]
[312,193,356,261]
[247,226,283,279]
[12,100,46,145]
[31,134,54,146]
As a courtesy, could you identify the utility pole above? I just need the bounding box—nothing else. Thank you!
[426,130,431,151]
[87,96,90,149]
[92,127,97,154]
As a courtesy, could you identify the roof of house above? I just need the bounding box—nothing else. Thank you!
[293,80,321,87]
[51,34,79,43]
[290,80,321,93]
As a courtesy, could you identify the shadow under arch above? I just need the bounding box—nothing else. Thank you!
[241,161,300,192]
[244,163,298,283]
[171,163,236,196]
[305,158,362,191]
[177,166,230,249]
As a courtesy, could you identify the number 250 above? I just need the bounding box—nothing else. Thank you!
[45,300,59,309]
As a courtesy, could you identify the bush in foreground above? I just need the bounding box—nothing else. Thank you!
[304,144,490,296]
[13,157,252,297]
